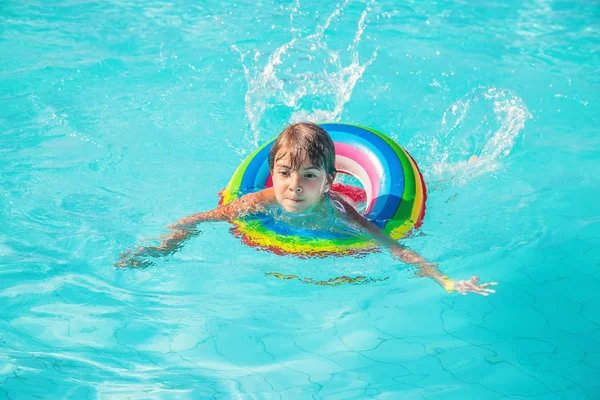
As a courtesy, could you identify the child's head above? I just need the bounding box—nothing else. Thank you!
[268,122,337,213]
[268,122,336,182]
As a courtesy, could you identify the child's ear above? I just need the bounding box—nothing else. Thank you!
[326,172,337,190]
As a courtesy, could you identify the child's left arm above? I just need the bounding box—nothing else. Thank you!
[337,196,497,295]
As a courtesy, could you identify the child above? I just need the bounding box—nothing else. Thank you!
[117,122,496,295]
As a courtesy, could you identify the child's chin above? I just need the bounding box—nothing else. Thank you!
[282,203,310,214]
[283,206,306,214]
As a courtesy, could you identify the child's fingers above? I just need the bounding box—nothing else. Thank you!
[454,278,497,296]
[476,286,496,295]
[480,282,498,288]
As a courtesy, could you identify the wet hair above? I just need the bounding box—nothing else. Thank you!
[268,122,336,182]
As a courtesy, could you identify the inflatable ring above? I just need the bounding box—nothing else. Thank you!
[219,123,427,256]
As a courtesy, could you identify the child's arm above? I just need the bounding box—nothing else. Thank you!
[116,188,276,268]
[169,188,276,229]
[335,194,496,295]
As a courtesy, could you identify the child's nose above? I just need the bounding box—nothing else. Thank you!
[289,173,302,192]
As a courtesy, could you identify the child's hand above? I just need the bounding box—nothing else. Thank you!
[115,248,138,268]
[451,276,497,296]
[114,247,160,269]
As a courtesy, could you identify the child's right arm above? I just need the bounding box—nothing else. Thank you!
[170,189,272,228]
[116,188,276,267]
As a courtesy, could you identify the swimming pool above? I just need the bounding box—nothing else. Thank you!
[1,0,599,398]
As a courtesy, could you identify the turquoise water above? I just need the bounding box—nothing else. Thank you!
[1,0,599,398]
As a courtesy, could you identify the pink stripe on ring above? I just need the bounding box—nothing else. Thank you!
[334,142,381,214]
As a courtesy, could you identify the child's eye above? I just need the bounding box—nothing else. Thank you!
[305,173,316,179]
[278,170,290,177]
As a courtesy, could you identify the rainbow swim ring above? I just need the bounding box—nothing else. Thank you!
[219,123,427,256]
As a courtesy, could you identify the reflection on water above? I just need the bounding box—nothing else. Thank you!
[265,272,389,286]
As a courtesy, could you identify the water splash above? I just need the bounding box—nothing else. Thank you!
[233,2,377,146]
[426,87,532,185]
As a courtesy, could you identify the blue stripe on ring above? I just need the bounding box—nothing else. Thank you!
[239,141,275,195]
[257,213,356,240]
[254,156,271,188]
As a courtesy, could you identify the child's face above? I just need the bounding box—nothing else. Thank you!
[271,154,333,214]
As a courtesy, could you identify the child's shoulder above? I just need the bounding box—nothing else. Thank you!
[238,187,277,210]
[329,190,357,210]
[328,190,375,231]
